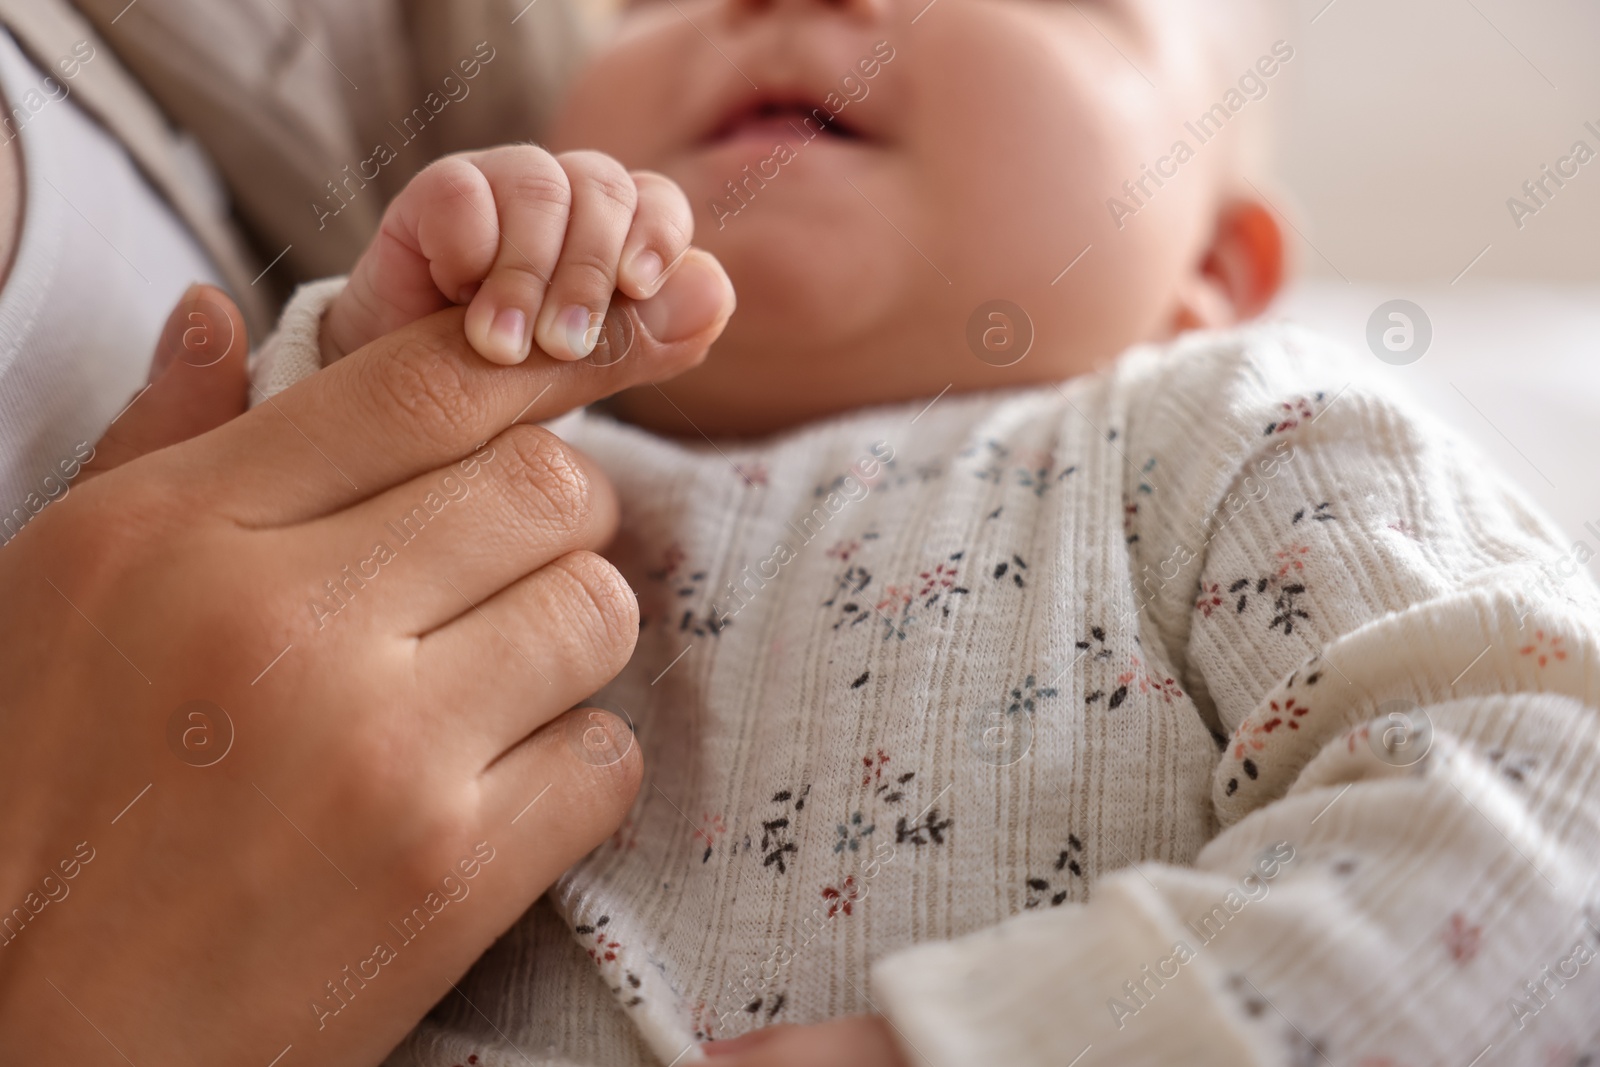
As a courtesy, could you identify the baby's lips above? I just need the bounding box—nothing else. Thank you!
[632,248,736,345]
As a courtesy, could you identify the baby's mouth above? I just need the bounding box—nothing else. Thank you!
[702,98,866,147]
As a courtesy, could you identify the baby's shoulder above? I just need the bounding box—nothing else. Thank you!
[1099,321,1486,551]
[1107,320,1424,457]
[1110,320,1367,416]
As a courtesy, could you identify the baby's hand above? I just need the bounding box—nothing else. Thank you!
[322,145,696,365]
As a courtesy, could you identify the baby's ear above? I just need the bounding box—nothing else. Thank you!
[1172,195,1287,331]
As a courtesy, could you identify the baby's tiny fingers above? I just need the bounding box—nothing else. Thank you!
[462,145,573,365]
[405,155,502,307]
[617,170,694,300]
[533,150,638,362]
[324,154,502,362]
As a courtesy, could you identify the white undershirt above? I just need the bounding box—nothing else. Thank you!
[0,29,219,541]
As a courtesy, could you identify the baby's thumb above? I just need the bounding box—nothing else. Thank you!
[80,283,251,481]
[610,248,735,374]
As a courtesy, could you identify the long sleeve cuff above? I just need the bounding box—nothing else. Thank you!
[871,874,1266,1067]
[247,275,347,405]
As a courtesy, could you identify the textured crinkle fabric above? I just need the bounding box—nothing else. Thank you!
[261,284,1600,1067]
[248,277,345,406]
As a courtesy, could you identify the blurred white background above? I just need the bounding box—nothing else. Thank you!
[1275,0,1598,281]
[1263,0,1600,577]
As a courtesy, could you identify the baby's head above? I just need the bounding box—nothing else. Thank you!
[551,0,1289,436]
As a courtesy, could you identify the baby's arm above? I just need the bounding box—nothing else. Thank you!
[320,145,693,366]
[861,332,1600,1067]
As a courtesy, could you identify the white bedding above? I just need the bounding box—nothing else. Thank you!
[1275,281,1600,580]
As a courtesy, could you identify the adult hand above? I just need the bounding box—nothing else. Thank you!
[704,1016,912,1067]
[0,251,733,1066]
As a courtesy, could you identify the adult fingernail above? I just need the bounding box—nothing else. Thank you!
[484,307,530,364]
[150,282,205,384]
[626,249,664,295]
[636,251,735,344]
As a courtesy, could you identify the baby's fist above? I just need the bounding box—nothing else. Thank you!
[324,145,696,365]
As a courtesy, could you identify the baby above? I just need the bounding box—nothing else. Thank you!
[255,0,1600,1064]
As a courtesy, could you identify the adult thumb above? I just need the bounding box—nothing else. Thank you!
[603,247,735,371]
[80,283,250,480]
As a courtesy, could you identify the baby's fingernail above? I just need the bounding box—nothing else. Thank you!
[627,249,664,294]
[484,307,530,364]
[556,304,600,360]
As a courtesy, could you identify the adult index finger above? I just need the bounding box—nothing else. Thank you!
[186,248,733,526]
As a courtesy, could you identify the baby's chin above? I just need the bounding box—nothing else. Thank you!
[696,219,909,338]
[610,302,1080,442]
[613,250,1130,440]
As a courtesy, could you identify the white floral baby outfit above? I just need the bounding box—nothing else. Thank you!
[258,280,1600,1067]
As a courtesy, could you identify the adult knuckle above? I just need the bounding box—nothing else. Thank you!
[571,711,645,803]
[392,806,479,889]
[331,746,471,880]
[330,731,411,804]
[361,339,477,450]
[550,550,639,659]
[500,426,594,534]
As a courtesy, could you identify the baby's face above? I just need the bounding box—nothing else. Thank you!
[552,0,1252,436]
